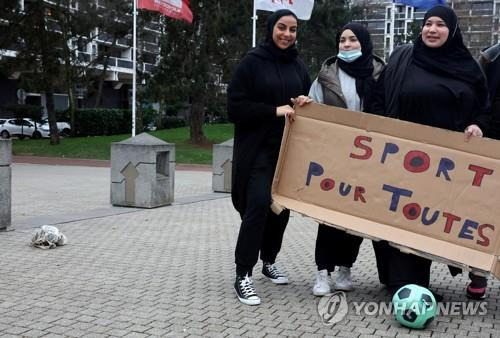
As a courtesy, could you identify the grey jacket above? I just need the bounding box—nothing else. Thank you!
[308,55,385,110]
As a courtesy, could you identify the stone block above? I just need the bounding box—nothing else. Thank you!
[0,140,12,166]
[110,133,175,208]
[0,139,11,230]
[212,138,233,193]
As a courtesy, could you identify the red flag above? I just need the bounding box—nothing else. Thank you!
[137,0,193,23]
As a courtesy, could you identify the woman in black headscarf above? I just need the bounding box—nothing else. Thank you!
[371,5,491,298]
[227,9,311,306]
[301,23,385,296]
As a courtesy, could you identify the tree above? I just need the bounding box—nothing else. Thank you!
[50,1,100,137]
[90,1,132,108]
[146,1,363,143]
[147,0,248,144]
[0,1,142,139]
[0,0,70,144]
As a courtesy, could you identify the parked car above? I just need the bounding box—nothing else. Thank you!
[39,119,71,136]
[24,118,71,137]
[0,118,50,139]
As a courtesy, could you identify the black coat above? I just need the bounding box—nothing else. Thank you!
[227,46,311,213]
[484,52,500,138]
[372,44,491,134]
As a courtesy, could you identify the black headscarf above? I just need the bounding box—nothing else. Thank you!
[413,6,486,89]
[336,23,376,108]
[260,9,299,62]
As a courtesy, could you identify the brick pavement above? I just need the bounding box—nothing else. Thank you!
[0,163,498,337]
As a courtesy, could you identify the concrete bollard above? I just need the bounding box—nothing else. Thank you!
[212,138,233,193]
[0,139,12,230]
[110,133,175,208]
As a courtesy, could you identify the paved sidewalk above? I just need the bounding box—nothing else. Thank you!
[0,162,499,337]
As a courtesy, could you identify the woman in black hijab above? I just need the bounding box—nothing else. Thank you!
[304,23,385,296]
[227,9,311,306]
[371,5,491,298]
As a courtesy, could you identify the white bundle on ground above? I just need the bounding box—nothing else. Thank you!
[31,225,67,249]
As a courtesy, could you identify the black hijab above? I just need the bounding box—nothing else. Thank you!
[260,9,299,62]
[336,23,376,109]
[413,6,486,90]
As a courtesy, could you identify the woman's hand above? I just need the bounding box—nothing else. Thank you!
[464,124,483,142]
[276,105,295,121]
[291,95,312,107]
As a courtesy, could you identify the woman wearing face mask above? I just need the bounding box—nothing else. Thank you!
[300,23,385,295]
[371,5,490,298]
[227,9,311,306]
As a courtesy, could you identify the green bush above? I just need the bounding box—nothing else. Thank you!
[161,116,185,129]
[74,108,132,136]
[72,108,185,135]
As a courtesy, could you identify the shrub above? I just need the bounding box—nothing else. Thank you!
[74,108,132,136]
[161,116,186,129]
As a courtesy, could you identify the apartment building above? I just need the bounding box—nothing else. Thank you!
[354,0,500,59]
[0,0,162,114]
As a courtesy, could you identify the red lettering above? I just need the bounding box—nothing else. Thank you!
[442,212,461,233]
[320,178,335,191]
[403,150,430,173]
[403,203,421,220]
[350,136,373,160]
[468,165,494,187]
[477,224,495,247]
[354,186,366,203]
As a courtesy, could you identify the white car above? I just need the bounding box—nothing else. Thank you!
[38,119,71,136]
[0,118,50,139]
[24,118,71,137]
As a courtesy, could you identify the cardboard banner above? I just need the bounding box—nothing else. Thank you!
[272,103,500,278]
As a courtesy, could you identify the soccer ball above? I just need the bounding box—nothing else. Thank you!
[392,284,437,329]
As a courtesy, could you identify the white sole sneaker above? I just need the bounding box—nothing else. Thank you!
[334,283,353,291]
[312,289,330,296]
[268,276,289,285]
[235,289,261,305]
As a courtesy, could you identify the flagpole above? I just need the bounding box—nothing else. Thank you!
[389,2,395,55]
[252,2,257,47]
[132,0,137,137]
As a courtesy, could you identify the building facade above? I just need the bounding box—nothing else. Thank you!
[355,0,500,59]
[0,0,162,115]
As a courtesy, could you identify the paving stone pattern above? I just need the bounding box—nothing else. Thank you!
[0,164,498,337]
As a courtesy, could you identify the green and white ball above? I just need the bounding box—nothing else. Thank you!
[392,284,437,329]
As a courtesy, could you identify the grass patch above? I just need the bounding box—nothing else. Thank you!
[12,123,234,165]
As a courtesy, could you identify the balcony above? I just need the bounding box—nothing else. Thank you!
[75,51,134,73]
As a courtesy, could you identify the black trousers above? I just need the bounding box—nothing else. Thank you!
[235,161,289,277]
[448,266,488,288]
[315,223,363,271]
[373,240,431,294]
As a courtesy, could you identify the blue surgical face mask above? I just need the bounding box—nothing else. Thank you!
[337,49,362,63]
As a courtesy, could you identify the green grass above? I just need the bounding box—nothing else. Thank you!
[12,123,234,165]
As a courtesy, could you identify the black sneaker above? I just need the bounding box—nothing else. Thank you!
[262,262,289,284]
[234,274,261,306]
